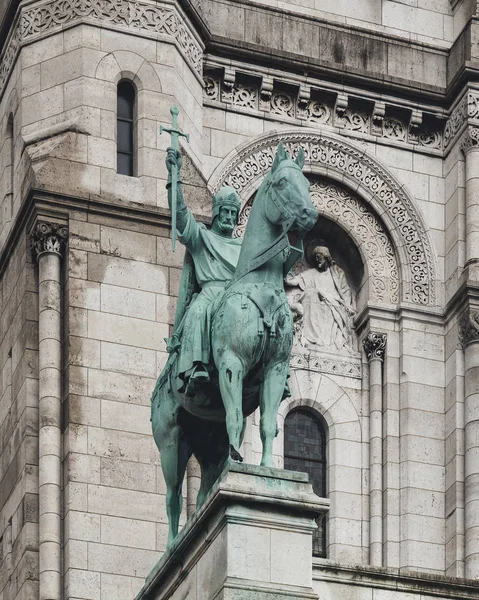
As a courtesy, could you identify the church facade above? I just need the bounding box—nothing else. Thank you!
[1,0,479,598]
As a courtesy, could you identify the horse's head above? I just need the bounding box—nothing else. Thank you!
[262,143,318,234]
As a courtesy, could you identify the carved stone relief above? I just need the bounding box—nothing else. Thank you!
[285,245,356,353]
[217,131,433,305]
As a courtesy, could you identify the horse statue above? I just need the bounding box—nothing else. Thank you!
[151,144,318,546]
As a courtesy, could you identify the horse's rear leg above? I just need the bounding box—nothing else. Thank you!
[260,363,289,467]
[158,427,191,547]
[218,355,244,461]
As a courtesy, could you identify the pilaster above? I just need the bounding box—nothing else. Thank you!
[458,306,479,578]
[30,219,68,600]
[363,333,387,568]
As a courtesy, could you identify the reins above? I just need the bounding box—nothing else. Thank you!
[225,172,296,290]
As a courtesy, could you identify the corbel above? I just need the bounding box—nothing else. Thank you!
[260,75,274,112]
[297,84,311,120]
[222,67,236,104]
[372,101,386,135]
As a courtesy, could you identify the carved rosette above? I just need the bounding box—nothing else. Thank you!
[459,309,479,348]
[363,333,387,362]
[30,221,68,261]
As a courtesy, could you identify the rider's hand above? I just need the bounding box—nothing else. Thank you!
[166,148,183,173]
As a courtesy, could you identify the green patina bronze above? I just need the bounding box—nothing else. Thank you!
[151,140,318,547]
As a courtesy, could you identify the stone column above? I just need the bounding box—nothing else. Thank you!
[459,308,479,578]
[187,456,201,517]
[363,332,387,568]
[461,128,479,269]
[30,221,68,600]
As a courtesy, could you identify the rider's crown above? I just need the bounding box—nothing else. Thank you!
[212,186,241,222]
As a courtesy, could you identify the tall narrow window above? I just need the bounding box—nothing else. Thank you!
[117,81,135,176]
[284,409,327,557]
[2,114,14,229]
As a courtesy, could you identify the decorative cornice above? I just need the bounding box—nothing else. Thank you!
[204,68,443,154]
[211,130,435,306]
[30,221,68,260]
[363,332,387,362]
[0,0,203,100]
[445,90,479,151]
[459,309,479,348]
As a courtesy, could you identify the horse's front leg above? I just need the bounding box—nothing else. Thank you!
[259,361,289,467]
[217,352,244,462]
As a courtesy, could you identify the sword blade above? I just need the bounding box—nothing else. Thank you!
[170,163,177,252]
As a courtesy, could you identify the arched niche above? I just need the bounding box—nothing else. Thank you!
[235,176,399,309]
[209,129,435,306]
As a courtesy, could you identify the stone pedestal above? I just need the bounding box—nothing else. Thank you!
[136,463,329,600]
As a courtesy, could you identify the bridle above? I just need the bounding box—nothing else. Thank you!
[226,163,304,289]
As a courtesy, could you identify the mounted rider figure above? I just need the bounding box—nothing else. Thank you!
[164,148,242,396]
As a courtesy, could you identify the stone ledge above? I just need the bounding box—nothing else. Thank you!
[313,560,479,598]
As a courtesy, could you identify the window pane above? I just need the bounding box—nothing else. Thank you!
[117,152,133,177]
[284,411,325,463]
[117,120,133,153]
[117,81,135,119]
[284,409,327,558]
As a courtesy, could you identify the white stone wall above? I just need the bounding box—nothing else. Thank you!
[0,236,39,600]
[240,0,456,45]
[62,216,189,600]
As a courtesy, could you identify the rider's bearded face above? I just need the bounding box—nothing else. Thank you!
[216,206,238,234]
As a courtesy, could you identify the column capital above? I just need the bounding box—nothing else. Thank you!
[460,126,479,155]
[459,308,479,348]
[363,332,387,362]
[30,221,68,261]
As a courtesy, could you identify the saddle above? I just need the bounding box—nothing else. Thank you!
[221,282,288,337]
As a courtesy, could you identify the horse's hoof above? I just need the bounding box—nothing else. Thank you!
[229,445,243,462]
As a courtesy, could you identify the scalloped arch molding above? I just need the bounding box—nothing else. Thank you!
[208,130,436,306]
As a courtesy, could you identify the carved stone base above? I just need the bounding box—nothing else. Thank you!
[135,464,328,600]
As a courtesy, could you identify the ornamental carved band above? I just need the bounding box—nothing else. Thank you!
[30,221,69,260]
[458,309,479,348]
[363,333,387,362]
[0,0,202,99]
[214,131,435,306]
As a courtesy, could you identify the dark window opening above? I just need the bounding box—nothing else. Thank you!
[117,81,136,176]
[284,409,327,557]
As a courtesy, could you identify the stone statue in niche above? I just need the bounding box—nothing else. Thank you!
[286,244,356,353]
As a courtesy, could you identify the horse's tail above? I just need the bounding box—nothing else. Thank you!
[150,355,176,420]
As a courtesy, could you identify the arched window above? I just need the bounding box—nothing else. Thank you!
[117,81,136,176]
[284,409,327,557]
